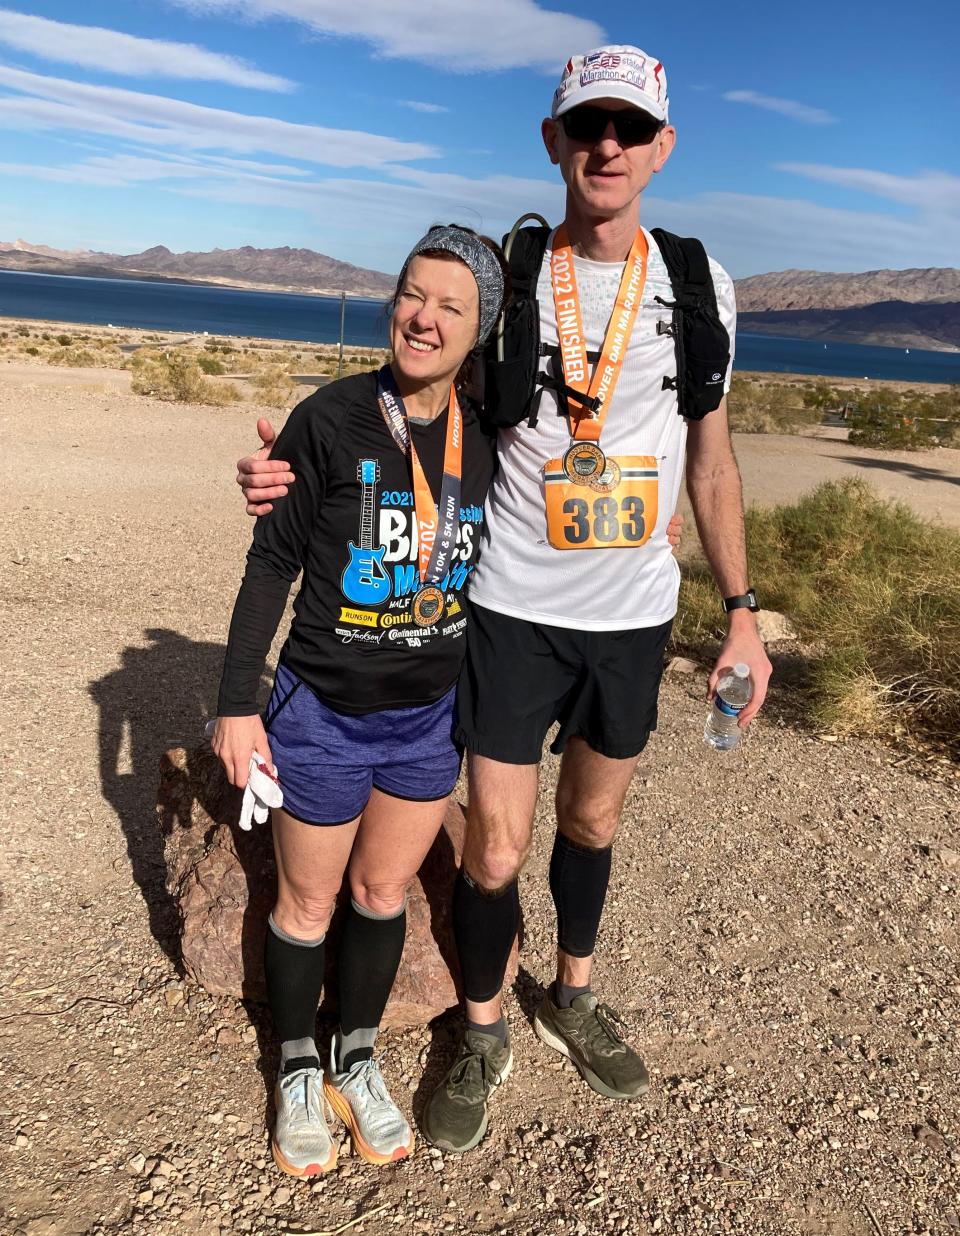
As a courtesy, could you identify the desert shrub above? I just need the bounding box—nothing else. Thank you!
[56,334,72,346]
[674,479,960,747]
[40,332,51,341]
[15,324,29,336]
[726,377,820,435]
[252,365,296,409]
[847,388,941,450]
[130,350,241,406]
[23,345,39,355]
[197,354,226,375]
[802,380,840,410]
[49,347,98,367]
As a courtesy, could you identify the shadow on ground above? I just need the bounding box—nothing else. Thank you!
[88,628,245,963]
[833,454,960,486]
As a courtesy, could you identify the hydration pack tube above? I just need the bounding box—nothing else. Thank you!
[481,217,730,430]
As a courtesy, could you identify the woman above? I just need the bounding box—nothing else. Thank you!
[213,225,507,1177]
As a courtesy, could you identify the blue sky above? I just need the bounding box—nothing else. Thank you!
[0,0,956,277]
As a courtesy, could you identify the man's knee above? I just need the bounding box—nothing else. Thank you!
[462,837,530,891]
[556,797,620,851]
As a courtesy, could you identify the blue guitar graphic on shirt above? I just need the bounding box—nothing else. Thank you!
[341,458,392,605]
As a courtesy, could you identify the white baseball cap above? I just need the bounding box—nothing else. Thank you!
[551,46,669,124]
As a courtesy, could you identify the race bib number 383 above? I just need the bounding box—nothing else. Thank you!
[543,455,659,550]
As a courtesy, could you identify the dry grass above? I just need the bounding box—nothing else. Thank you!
[725,376,821,435]
[251,364,297,409]
[128,349,242,406]
[675,479,960,747]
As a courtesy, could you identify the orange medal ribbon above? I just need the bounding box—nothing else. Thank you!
[376,368,463,586]
[409,387,462,585]
[549,225,649,442]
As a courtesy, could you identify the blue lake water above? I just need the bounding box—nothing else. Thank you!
[2,268,958,385]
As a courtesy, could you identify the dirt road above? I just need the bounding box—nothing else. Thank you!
[1,369,957,1236]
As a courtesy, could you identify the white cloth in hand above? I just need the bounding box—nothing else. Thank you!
[238,751,283,831]
[204,720,283,830]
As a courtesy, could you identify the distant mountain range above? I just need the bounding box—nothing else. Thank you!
[735,267,960,351]
[1,239,957,350]
[0,238,395,298]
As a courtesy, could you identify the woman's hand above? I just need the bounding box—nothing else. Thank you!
[211,715,272,789]
[667,512,683,555]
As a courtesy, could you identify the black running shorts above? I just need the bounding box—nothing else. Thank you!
[455,602,673,764]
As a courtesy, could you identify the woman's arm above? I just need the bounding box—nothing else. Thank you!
[215,396,330,783]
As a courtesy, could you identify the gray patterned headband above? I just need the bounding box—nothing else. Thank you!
[399,226,505,345]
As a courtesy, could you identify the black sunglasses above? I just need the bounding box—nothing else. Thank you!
[560,105,664,147]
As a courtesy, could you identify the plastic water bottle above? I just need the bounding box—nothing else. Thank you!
[704,663,752,752]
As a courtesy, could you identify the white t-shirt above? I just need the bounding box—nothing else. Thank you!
[469,227,736,630]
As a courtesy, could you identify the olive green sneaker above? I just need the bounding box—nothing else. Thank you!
[533,988,649,1100]
[422,1028,513,1153]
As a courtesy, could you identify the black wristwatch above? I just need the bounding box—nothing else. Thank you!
[723,589,759,613]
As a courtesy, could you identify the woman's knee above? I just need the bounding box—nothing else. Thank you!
[348,874,410,918]
[273,887,337,939]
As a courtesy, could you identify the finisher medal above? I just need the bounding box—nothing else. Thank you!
[412,585,445,626]
[562,441,606,484]
[587,458,622,494]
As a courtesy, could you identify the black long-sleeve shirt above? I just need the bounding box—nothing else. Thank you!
[217,370,496,716]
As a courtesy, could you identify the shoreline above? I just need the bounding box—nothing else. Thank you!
[1,316,954,391]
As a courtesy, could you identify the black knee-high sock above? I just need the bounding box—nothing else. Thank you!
[452,868,520,1003]
[264,913,326,1073]
[336,898,407,1071]
[549,831,612,960]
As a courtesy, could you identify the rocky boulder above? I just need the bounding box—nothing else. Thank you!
[156,745,517,1027]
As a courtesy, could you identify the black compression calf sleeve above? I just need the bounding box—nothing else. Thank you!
[453,868,520,1003]
[264,913,326,1062]
[337,898,407,1071]
[549,830,612,958]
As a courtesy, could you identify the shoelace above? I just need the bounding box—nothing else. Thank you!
[446,1044,502,1103]
[342,1058,406,1136]
[345,1057,389,1105]
[581,1002,629,1059]
[280,1069,325,1124]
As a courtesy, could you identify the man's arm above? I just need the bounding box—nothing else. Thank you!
[236,418,295,515]
[685,399,772,727]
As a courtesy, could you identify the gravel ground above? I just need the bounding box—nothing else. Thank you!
[1,368,958,1236]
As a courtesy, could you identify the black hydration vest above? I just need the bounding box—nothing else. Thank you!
[482,218,731,430]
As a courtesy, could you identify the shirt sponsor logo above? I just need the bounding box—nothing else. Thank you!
[339,606,378,627]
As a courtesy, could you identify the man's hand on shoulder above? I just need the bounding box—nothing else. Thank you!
[707,610,772,728]
[236,417,296,516]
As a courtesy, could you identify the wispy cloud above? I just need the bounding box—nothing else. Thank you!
[723,90,836,125]
[646,190,960,275]
[0,150,314,188]
[777,163,960,215]
[0,65,437,168]
[6,138,958,275]
[163,0,605,72]
[400,100,449,115]
[0,7,293,91]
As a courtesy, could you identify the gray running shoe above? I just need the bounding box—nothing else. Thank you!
[533,988,649,1100]
[271,1065,338,1177]
[422,1028,513,1153]
[323,1041,415,1165]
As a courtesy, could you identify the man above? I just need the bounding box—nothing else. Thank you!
[237,45,772,1154]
